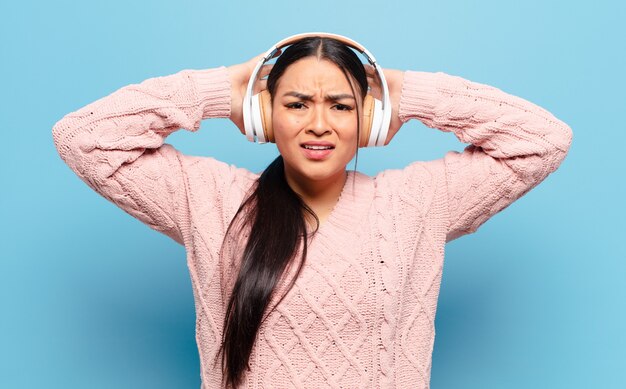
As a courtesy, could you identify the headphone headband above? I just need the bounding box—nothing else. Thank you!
[268,32,378,66]
[243,32,391,147]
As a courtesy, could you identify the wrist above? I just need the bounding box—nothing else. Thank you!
[225,64,247,134]
[187,67,231,119]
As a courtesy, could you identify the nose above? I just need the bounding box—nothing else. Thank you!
[305,106,332,137]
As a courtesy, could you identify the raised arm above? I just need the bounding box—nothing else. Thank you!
[396,70,573,242]
[52,66,235,245]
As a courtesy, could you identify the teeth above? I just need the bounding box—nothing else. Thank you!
[303,145,333,150]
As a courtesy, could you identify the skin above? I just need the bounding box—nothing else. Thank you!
[228,52,405,226]
[271,57,359,224]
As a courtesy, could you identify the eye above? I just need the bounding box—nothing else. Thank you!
[333,104,354,111]
[286,102,306,110]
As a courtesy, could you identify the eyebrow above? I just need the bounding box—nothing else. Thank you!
[283,91,355,101]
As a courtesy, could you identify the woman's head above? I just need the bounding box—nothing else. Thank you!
[266,37,368,189]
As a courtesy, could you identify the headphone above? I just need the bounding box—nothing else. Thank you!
[242,32,392,148]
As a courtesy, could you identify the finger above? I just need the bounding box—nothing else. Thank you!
[367,79,382,99]
[270,48,282,59]
[365,65,382,86]
[258,64,273,79]
[366,72,377,84]
[253,80,267,94]
[366,73,377,84]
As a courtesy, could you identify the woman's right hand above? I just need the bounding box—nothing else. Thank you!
[227,52,278,135]
[365,64,405,145]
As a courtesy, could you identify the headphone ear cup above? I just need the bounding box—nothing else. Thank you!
[259,89,274,143]
[360,94,375,148]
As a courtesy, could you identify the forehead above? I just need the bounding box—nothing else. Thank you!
[276,57,354,93]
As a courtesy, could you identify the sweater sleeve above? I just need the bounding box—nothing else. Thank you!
[52,67,235,246]
[397,71,573,243]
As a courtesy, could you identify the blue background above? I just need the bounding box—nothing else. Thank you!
[1,0,624,388]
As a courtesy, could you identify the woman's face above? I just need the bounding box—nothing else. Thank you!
[272,57,361,189]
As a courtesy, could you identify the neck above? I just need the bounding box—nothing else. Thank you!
[284,167,348,224]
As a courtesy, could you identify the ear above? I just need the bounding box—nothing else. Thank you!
[259,89,274,143]
[360,94,375,148]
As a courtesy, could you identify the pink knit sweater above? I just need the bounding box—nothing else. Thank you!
[52,66,572,388]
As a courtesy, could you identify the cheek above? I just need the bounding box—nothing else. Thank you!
[338,118,359,141]
[273,127,300,149]
[272,117,300,158]
[272,111,302,136]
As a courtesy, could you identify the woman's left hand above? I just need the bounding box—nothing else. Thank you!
[366,65,404,145]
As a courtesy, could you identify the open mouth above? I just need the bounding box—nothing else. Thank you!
[300,144,335,160]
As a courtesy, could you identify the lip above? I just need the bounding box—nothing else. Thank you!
[300,141,335,147]
[300,141,335,161]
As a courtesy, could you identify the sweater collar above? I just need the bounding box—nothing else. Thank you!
[308,170,375,256]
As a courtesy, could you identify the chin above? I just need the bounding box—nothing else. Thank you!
[300,165,346,182]
[281,149,350,184]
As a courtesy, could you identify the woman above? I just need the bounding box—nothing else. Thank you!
[52,34,572,388]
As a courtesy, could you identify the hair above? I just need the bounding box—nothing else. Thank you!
[217,37,368,388]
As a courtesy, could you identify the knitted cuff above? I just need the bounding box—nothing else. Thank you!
[398,70,442,123]
[187,66,231,119]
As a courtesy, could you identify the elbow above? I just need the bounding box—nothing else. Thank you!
[52,115,90,176]
[504,119,573,184]
[556,120,573,155]
[52,117,72,163]
[549,120,573,171]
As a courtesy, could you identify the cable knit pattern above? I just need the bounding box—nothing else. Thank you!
[52,66,572,388]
